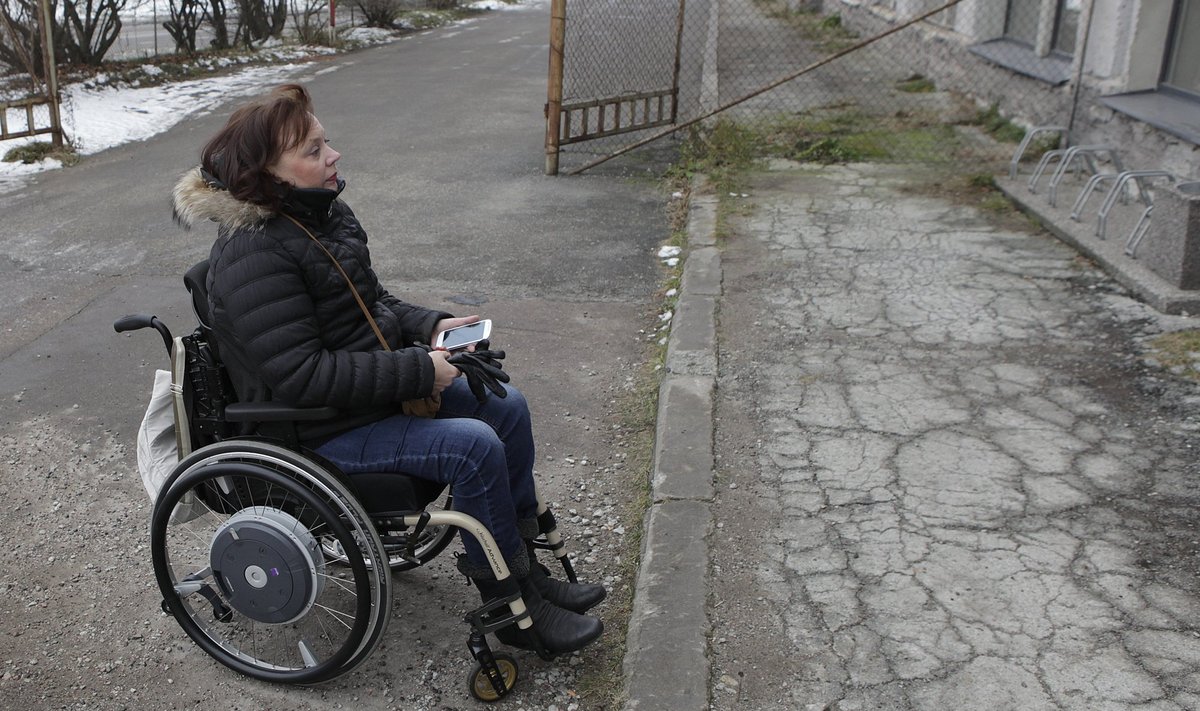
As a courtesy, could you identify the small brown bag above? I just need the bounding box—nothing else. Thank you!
[284,214,440,418]
[400,395,441,418]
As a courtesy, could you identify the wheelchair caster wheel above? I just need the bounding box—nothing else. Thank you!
[467,652,518,702]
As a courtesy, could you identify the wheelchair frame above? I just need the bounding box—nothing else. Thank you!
[115,261,584,702]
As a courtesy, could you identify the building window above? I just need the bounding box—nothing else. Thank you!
[1004,0,1080,57]
[1004,0,1040,45]
[1098,0,1200,144]
[967,0,1077,85]
[1052,0,1081,55]
[1163,0,1200,96]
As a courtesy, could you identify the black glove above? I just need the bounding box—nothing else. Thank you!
[448,343,510,403]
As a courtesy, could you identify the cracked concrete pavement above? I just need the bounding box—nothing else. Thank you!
[706,162,1200,710]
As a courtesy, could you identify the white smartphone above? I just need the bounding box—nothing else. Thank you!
[434,319,492,351]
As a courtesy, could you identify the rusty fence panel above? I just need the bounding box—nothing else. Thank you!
[0,96,57,142]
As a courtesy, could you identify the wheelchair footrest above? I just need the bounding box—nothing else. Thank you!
[465,592,530,636]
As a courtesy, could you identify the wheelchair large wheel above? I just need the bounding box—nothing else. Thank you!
[150,441,392,685]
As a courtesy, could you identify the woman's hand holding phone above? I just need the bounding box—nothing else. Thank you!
[433,315,482,352]
[429,349,461,394]
[434,319,492,352]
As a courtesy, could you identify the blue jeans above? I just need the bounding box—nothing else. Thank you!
[314,378,537,568]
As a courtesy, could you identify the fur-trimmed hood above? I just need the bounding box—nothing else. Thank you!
[172,167,274,231]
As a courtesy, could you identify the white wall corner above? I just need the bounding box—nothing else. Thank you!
[1124,0,1174,91]
[955,0,1005,42]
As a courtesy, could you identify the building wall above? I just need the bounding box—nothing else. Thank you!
[820,0,1200,178]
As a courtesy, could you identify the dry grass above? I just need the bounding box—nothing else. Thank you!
[1150,329,1200,382]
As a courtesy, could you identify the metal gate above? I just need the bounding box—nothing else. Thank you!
[542,0,1068,176]
[544,0,698,175]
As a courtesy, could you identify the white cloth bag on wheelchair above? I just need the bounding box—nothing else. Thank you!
[137,368,204,524]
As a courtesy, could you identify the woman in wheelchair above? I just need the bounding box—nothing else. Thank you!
[171,84,604,657]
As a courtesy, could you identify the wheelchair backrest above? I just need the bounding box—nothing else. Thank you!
[184,260,218,347]
[180,259,238,448]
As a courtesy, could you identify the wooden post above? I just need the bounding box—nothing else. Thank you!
[38,0,62,148]
[545,0,566,175]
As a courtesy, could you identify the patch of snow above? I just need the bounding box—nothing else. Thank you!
[0,61,311,181]
[344,26,399,43]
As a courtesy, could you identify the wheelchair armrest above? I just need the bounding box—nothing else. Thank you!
[224,402,339,422]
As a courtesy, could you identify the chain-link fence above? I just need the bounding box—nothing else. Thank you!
[551,0,1086,173]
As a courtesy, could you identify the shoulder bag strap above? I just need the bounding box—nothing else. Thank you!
[282,213,392,353]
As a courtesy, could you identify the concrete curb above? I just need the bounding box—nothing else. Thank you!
[622,186,720,711]
[997,176,1200,314]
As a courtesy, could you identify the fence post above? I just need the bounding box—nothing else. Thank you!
[37,0,63,148]
[545,0,566,176]
[670,0,686,123]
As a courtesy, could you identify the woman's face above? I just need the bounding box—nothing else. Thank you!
[270,116,341,190]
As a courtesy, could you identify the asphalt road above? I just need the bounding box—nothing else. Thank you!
[0,3,671,708]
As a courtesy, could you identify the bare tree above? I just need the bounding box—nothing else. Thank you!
[0,0,127,70]
[0,0,43,83]
[235,0,286,45]
[205,0,231,49]
[60,0,126,65]
[162,0,205,54]
[290,0,330,44]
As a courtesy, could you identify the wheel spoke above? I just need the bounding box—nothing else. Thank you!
[319,572,357,596]
[313,602,355,630]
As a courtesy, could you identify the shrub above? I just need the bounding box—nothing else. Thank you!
[3,140,76,165]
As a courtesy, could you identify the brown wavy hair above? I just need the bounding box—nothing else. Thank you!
[201,84,315,211]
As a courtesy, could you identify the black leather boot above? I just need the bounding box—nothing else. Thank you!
[525,542,607,614]
[464,559,603,656]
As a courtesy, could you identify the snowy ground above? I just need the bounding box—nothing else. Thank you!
[0,0,533,193]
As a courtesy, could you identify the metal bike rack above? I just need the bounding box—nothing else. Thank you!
[1124,205,1153,256]
[1096,170,1175,240]
[1008,125,1065,181]
[1046,145,1123,207]
[1070,172,1120,221]
[1028,148,1069,193]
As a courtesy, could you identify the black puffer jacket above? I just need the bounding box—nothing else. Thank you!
[172,168,452,442]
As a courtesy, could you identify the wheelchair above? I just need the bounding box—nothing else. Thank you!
[114,260,585,702]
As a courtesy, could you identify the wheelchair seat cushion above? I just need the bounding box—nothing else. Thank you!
[345,471,446,515]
